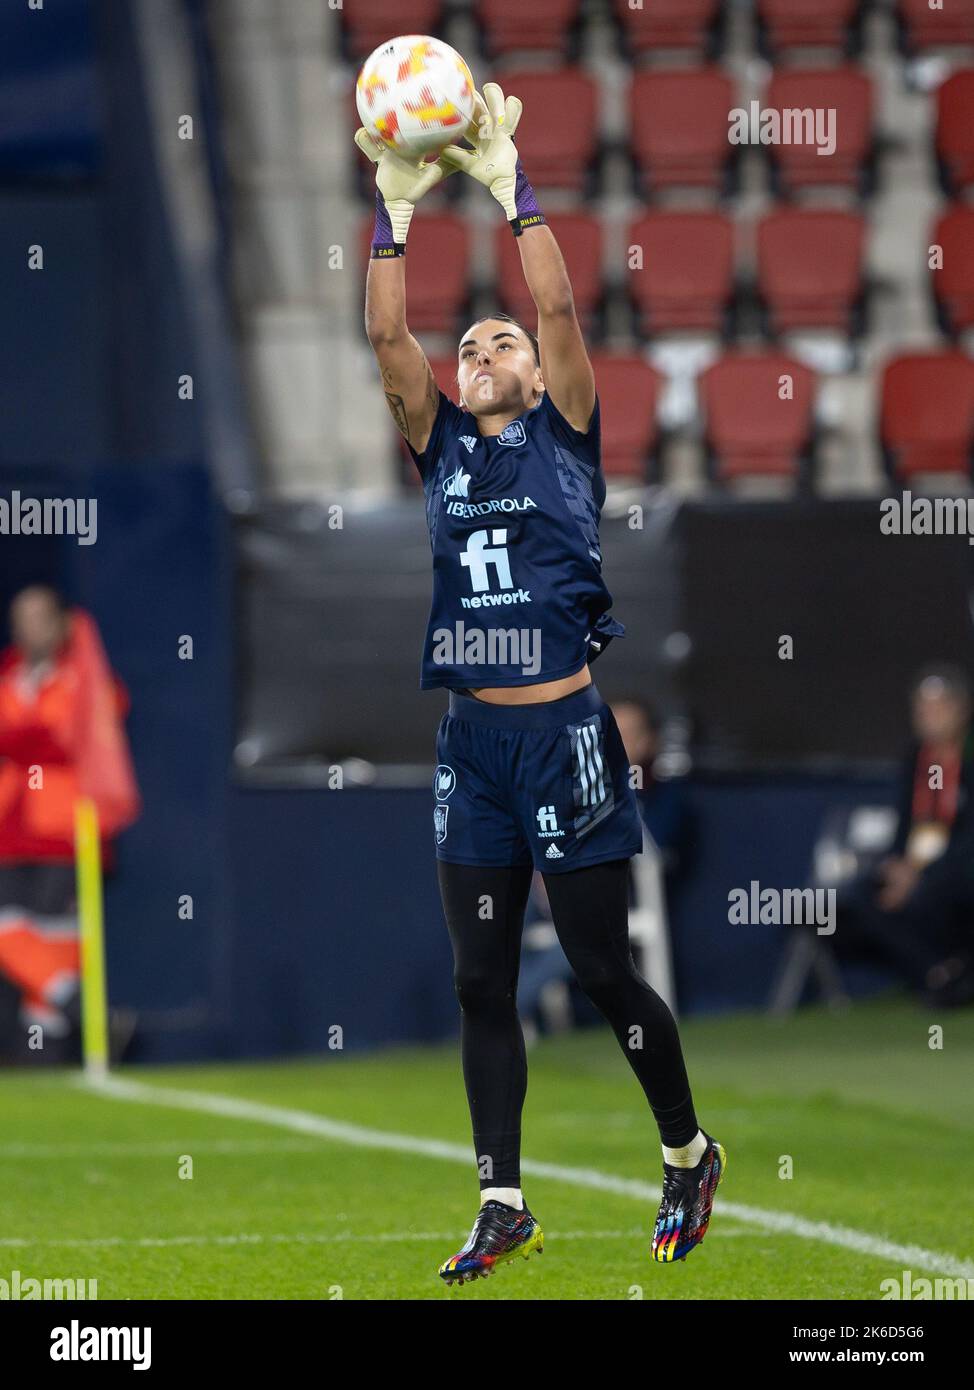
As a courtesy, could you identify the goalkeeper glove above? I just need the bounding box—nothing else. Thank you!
[354,128,456,256]
[439,82,546,236]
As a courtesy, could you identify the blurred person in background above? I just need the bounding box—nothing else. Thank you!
[839,666,974,1007]
[0,585,140,1063]
[612,697,694,894]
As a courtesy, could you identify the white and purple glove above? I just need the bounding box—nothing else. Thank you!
[439,82,546,236]
[354,127,455,257]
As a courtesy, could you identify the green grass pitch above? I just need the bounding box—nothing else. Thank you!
[2,998,971,1300]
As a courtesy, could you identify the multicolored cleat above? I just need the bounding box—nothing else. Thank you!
[438,1200,544,1286]
[651,1133,726,1264]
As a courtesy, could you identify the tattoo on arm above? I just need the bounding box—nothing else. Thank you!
[376,343,437,444]
[385,391,409,440]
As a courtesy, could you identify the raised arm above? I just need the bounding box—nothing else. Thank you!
[358,118,486,453]
[440,82,595,432]
[356,127,456,452]
[365,256,439,452]
[515,224,595,433]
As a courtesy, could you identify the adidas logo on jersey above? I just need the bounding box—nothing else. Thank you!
[545,843,564,859]
[459,436,478,454]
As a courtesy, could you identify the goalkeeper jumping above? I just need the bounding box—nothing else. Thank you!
[357,82,726,1287]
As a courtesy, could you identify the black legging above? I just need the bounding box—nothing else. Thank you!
[437,857,698,1189]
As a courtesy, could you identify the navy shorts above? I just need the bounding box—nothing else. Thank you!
[432,683,644,873]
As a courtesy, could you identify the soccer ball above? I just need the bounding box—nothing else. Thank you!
[356,34,476,159]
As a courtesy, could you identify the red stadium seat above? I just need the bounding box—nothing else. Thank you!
[476,0,582,59]
[756,0,864,56]
[936,71,974,197]
[360,212,470,332]
[628,211,735,335]
[699,352,816,482]
[342,1,445,63]
[611,0,725,58]
[630,68,737,193]
[880,352,974,479]
[492,69,599,192]
[756,208,867,334]
[494,214,603,336]
[932,205,974,337]
[403,356,661,485]
[765,67,874,195]
[591,355,664,480]
[897,0,974,55]
[342,1,445,64]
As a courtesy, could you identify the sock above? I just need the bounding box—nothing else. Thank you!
[480,1186,523,1210]
[662,1130,707,1169]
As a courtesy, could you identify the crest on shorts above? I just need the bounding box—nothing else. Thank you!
[434,804,449,844]
[433,765,456,800]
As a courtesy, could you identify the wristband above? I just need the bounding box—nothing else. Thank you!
[370,188,406,258]
[508,158,546,237]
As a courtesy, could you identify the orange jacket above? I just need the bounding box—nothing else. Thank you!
[0,610,140,863]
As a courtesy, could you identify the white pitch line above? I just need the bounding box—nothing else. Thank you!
[1,1227,715,1251]
[0,1138,327,1160]
[78,1074,974,1280]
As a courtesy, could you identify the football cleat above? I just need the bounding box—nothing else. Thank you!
[651,1133,726,1264]
[438,1200,543,1286]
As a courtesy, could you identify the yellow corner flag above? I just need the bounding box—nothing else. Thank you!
[75,797,109,1077]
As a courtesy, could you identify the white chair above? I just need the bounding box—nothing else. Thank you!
[628,827,678,1018]
[767,804,898,1015]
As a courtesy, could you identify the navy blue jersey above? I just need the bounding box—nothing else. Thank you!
[406,389,625,690]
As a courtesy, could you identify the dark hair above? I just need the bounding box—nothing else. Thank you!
[466,312,540,367]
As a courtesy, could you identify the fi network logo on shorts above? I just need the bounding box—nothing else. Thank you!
[536,805,564,839]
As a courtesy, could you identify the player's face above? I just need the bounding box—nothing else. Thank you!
[912,682,970,744]
[456,320,543,418]
[11,589,68,664]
